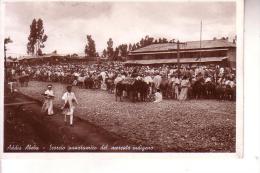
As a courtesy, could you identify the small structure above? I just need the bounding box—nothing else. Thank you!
[18,53,99,65]
[126,39,236,68]
[6,57,18,66]
[18,53,66,64]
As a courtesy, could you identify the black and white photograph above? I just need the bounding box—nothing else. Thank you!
[2,1,240,153]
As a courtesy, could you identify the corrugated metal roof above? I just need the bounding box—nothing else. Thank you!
[129,48,229,56]
[131,39,236,53]
[124,57,227,65]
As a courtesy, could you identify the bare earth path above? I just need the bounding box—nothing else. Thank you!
[5,93,141,152]
[17,81,236,152]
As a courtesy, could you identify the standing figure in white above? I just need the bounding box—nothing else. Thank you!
[62,85,78,126]
[41,84,55,116]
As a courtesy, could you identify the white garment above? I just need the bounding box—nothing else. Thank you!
[136,76,142,80]
[225,80,231,86]
[229,81,236,88]
[154,92,163,103]
[45,89,54,97]
[74,72,80,77]
[100,71,106,81]
[144,76,153,85]
[114,76,123,85]
[11,69,15,75]
[174,78,180,85]
[42,90,54,115]
[77,76,85,82]
[170,77,176,83]
[220,67,224,74]
[153,75,162,89]
[62,92,78,125]
[205,77,211,83]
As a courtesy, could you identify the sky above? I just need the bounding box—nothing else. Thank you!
[3,1,236,57]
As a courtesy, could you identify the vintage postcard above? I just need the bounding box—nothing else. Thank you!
[0,0,243,157]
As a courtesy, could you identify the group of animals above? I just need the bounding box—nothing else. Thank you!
[113,76,236,102]
[14,72,235,102]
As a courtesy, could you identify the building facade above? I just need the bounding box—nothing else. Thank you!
[126,39,236,68]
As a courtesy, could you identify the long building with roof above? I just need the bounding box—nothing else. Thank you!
[17,53,99,64]
[126,38,236,68]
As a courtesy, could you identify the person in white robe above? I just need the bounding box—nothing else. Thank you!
[41,84,55,116]
[144,73,153,95]
[153,73,162,90]
[178,76,189,101]
[174,76,181,99]
[144,74,153,85]
[100,71,107,90]
[154,89,163,103]
[114,74,123,85]
[62,86,78,126]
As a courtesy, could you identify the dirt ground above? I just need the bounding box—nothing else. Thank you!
[4,93,139,152]
[16,80,236,152]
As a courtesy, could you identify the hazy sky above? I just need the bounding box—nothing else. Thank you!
[4,1,236,57]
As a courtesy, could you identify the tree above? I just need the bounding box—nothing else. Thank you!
[221,37,226,40]
[84,35,97,57]
[4,37,12,44]
[37,49,43,56]
[36,19,48,54]
[162,38,168,43]
[143,35,154,46]
[136,43,140,49]
[140,38,145,47]
[106,38,114,60]
[138,35,154,48]
[113,47,120,61]
[102,49,107,58]
[27,18,48,56]
[27,19,37,55]
[118,44,128,57]
[71,53,78,57]
[132,44,137,50]
[169,39,175,43]
[113,44,128,61]
[128,44,132,52]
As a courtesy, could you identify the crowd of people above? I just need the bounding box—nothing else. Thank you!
[7,61,236,102]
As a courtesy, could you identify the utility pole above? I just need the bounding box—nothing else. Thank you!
[176,40,186,74]
[4,37,13,82]
[4,43,7,82]
[199,20,202,64]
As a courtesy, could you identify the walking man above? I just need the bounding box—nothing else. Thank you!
[62,85,78,126]
[41,84,55,116]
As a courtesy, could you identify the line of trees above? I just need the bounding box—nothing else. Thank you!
[100,35,174,61]
[25,18,175,61]
[103,38,128,61]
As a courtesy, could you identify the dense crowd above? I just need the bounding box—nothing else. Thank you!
[7,61,236,101]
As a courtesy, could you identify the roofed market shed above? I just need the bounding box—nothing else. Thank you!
[126,39,236,68]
